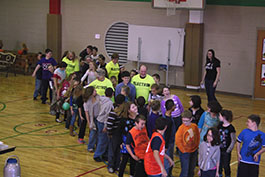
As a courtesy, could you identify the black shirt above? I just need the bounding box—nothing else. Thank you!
[189,107,204,125]
[151,136,162,151]
[205,58,220,81]
[218,123,236,152]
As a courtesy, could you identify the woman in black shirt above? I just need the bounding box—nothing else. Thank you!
[201,49,221,102]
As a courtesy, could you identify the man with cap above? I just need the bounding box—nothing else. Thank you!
[87,68,114,96]
[131,65,155,103]
[106,53,120,80]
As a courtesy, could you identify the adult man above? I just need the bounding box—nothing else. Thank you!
[236,114,265,177]
[131,65,155,103]
[115,71,136,102]
[88,68,114,96]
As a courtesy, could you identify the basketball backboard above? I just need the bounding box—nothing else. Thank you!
[152,0,205,10]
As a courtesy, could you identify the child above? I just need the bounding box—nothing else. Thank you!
[130,69,138,79]
[32,49,57,104]
[136,96,148,118]
[93,88,114,162]
[69,84,82,136]
[188,95,204,124]
[121,85,130,102]
[53,62,67,98]
[76,86,86,144]
[199,127,221,177]
[91,46,99,61]
[217,110,236,177]
[147,100,161,138]
[175,110,200,177]
[107,94,125,173]
[83,86,100,152]
[110,76,117,88]
[198,100,222,142]
[148,84,162,102]
[33,52,44,100]
[161,86,184,132]
[119,102,137,177]
[236,114,265,177]
[152,73,163,95]
[163,99,176,177]
[145,117,174,177]
[126,115,149,177]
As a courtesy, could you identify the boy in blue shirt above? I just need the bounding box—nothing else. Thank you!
[236,114,265,177]
[32,49,57,104]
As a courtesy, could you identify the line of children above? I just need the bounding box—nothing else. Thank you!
[32,47,265,177]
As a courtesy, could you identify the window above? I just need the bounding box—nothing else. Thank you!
[105,22,128,64]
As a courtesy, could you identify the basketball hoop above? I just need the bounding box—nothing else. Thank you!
[166,0,177,16]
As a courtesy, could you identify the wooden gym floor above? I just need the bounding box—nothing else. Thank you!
[0,74,265,177]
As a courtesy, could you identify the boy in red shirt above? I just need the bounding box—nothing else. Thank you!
[175,110,200,177]
[145,117,174,177]
[126,115,149,177]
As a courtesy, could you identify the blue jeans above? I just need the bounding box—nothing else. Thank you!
[205,79,217,102]
[33,78,42,98]
[179,150,198,177]
[87,128,97,150]
[148,175,162,177]
[164,143,174,176]
[94,121,108,158]
[70,109,79,126]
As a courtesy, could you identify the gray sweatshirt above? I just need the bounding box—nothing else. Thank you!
[97,96,113,128]
[199,141,220,171]
[83,95,100,129]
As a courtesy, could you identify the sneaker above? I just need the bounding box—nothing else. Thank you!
[41,101,46,104]
[33,97,37,100]
[87,148,94,153]
[77,138,85,144]
[94,157,102,162]
[108,168,114,173]
[55,119,62,123]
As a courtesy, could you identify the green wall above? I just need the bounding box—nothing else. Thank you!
[111,0,265,7]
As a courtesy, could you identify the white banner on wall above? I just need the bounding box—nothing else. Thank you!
[128,25,185,66]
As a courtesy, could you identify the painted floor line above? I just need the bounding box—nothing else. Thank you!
[75,165,107,177]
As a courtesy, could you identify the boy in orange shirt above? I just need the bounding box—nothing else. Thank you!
[126,115,149,177]
[145,117,174,177]
[175,110,200,177]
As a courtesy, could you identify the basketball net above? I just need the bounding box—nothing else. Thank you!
[166,0,179,16]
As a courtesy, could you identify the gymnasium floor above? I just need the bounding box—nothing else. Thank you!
[0,74,265,177]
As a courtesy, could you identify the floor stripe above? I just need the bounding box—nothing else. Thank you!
[75,165,107,177]
[0,101,6,112]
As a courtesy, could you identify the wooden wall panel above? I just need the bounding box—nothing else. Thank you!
[184,23,203,86]
[47,14,62,61]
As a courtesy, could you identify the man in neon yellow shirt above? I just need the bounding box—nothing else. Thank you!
[131,65,155,103]
[87,68,114,96]
[62,51,80,77]
[106,53,120,80]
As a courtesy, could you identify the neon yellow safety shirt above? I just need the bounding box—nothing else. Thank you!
[62,57,80,77]
[89,78,114,96]
[106,60,120,80]
[131,74,155,103]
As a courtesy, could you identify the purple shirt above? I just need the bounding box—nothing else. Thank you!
[161,95,184,118]
[37,57,57,80]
